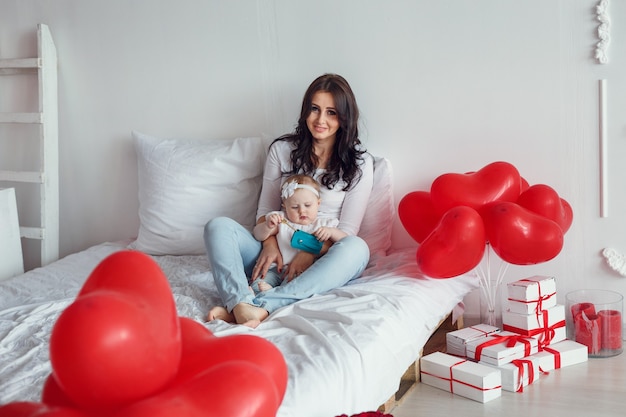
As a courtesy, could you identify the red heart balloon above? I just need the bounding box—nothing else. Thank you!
[42,374,77,409]
[42,371,112,417]
[481,202,564,265]
[398,191,442,243]
[50,251,181,410]
[430,161,522,213]
[416,206,486,278]
[559,198,573,232]
[516,184,573,233]
[111,362,281,417]
[174,317,288,404]
[0,402,89,417]
[520,177,530,193]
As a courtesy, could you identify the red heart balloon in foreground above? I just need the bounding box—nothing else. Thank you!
[174,317,288,403]
[112,362,280,417]
[430,161,522,213]
[398,191,441,243]
[8,252,288,417]
[416,206,486,278]
[49,251,181,410]
[42,375,67,406]
[0,401,89,417]
[41,374,103,417]
[516,184,573,233]
[481,202,564,265]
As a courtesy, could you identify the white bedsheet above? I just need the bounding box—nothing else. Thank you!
[0,241,478,416]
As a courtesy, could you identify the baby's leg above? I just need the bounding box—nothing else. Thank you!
[249,266,282,294]
[257,280,274,292]
[249,279,263,294]
[263,267,284,289]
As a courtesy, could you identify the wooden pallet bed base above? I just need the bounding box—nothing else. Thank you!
[378,313,463,413]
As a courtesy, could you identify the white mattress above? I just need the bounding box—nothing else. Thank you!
[0,241,478,416]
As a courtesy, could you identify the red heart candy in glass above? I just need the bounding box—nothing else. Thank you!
[516,184,573,233]
[416,206,486,278]
[481,201,564,265]
[49,251,182,410]
[398,191,442,244]
[430,161,522,214]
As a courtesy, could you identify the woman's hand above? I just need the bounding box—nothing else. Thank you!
[252,236,283,280]
[285,251,316,282]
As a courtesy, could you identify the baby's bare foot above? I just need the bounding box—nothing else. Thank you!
[233,303,269,328]
[207,306,235,322]
[257,281,273,292]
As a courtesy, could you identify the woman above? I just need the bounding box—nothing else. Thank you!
[204,73,373,328]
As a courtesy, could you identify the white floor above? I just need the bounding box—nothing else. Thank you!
[392,350,626,417]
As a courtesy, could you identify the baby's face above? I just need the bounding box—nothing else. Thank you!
[283,189,320,226]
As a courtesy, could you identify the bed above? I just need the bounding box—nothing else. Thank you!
[0,133,479,416]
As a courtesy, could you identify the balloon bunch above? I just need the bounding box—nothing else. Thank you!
[0,251,288,417]
[399,161,573,279]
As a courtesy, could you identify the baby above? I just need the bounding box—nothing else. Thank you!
[251,174,346,293]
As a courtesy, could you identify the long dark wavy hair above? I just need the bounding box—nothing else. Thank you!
[275,73,366,191]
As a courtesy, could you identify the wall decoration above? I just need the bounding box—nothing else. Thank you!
[599,79,608,218]
[595,0,610,64]
[602,248,626,276]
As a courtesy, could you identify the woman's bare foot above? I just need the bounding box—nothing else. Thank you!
[233,303,269,328]
[207,306,235,322]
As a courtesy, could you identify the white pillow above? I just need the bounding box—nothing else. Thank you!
[129,131,270,255]
[358,156,395,261]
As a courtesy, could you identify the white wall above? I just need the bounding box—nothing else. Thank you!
[1,0,625,318]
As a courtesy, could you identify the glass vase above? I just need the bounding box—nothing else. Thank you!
[566,289,623,357]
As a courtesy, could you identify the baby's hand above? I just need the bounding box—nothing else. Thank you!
[267,213,283,228]
[314,227,332,242]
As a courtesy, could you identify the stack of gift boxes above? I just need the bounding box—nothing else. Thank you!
[420,276,588,403]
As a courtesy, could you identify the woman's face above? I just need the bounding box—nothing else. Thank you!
[306,91,340,143]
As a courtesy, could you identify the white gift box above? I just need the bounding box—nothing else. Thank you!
[446,324,501,357]
[420,351,502,403]
[466,331,540,366]
[485,356,541,393]
[506,276,557,314]
[531,339,588,372]
[502,304,566,347]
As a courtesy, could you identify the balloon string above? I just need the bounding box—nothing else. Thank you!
[497,258,509,287]
[476,244,508,316]
[476,247,492,310]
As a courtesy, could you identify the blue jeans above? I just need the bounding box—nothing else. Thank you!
[250,267,284,294]
[203,216,370,314]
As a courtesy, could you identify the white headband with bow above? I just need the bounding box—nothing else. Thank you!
[281,180,320,200]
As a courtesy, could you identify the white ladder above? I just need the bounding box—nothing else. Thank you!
[0,24,59,267]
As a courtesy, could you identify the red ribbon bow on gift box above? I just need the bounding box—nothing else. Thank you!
[474,334,535,361]
[510,359,536,393]
[508,278,556,314]
[540,346,562,372]
[420,359,502,394]
[503,310,565,349]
